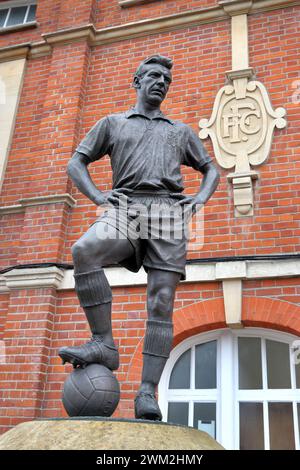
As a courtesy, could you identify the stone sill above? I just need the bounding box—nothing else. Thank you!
[0,21,37,36]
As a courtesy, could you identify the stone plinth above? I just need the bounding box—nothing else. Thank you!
[0,418,224,450]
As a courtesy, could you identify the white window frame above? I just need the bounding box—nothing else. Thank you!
[159,328,300,450]
[0,1,36,29]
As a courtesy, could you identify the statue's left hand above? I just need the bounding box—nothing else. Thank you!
[173,194,204,216]
[106,188,133,206]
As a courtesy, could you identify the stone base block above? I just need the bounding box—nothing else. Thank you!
[0,418,224,450]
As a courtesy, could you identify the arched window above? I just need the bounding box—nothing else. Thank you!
[159,328,300,450]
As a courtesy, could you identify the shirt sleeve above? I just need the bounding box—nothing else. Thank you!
[76,116,111,162]
[182,125,212,171]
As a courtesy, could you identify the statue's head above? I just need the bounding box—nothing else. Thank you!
[133,55,173,106]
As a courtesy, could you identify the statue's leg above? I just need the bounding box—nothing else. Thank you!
[134,269,181,420]
[59,222,134,369]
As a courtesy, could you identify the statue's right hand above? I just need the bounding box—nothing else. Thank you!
[94,193,108,206]
[95,190,132,206]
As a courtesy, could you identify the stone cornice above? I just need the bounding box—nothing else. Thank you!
[0,0,298,62]
[1,258,299,293]
[42,24,97,47]
[220,0,253,16]
[0,21,37,36]
[19,193,77,208]
[2,267,65,291]
[0,43,31,63]
[0,193,76,215]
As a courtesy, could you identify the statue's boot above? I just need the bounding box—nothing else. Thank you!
[59,334,119,370]
[134,319,173,421]
[134,392,162,421]
[58,269,119,370]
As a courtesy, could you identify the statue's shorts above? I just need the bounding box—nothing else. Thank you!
[92,191,189,280]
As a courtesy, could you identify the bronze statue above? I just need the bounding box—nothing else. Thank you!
[59,55,220,420]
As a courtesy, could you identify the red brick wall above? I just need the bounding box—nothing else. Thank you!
[95,0,219,29]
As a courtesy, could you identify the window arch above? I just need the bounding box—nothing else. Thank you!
[159,328,300,450]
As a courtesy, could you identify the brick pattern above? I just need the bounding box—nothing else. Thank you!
[0,288,57,434]
[244,278,300,306]
[243,296,300,334]
[0,213,24,269]
[94,0,218,29]
[0,293,9,339]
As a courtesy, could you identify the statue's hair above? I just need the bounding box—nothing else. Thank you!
[134,55,173,79]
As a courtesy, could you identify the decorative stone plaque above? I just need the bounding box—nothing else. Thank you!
[199,68,287,217]
[199,1,288,217]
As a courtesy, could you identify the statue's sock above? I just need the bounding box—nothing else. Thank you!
[142,319,173,386]
[74,269,114,345]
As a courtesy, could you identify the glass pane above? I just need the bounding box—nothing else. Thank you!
[238,337,262,389]
[195,341,217,389]
[193,403,216,439]
[239,402,264,450]
[167,402,188,426]
[269,403,295,449]
[169,349,190,389]
[26,4,36,23]
[266,340,291,389]
[0,9,8,27]
[296,362,300,389]
[6,6,27,26]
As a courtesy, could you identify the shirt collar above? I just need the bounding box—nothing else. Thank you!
[125,107,174,125]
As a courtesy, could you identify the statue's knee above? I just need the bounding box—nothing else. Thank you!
[71,240,85,265]
[149,286,174,318]
[72,239,99,267]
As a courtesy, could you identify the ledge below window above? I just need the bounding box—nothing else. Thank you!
[0,21,37,36]
[119,0,161,7]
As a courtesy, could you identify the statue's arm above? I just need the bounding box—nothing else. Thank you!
[177,125,220,210]
[67,152,106,205]
[194,161,220,205]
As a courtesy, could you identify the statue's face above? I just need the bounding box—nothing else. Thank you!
[136,63,172,106]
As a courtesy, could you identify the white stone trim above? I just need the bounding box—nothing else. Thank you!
[0,276,8,293]
[220,0,253,16]
[2,267,64,290]
[216,261,247,280]
[0,193,77,215]
[0,59,26,191]
[0,204,23,215]
[231,14,249,70]
[0,258,299,293]
[222,279,243,328]
[19,193,77,208]
[247,259,300,278]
